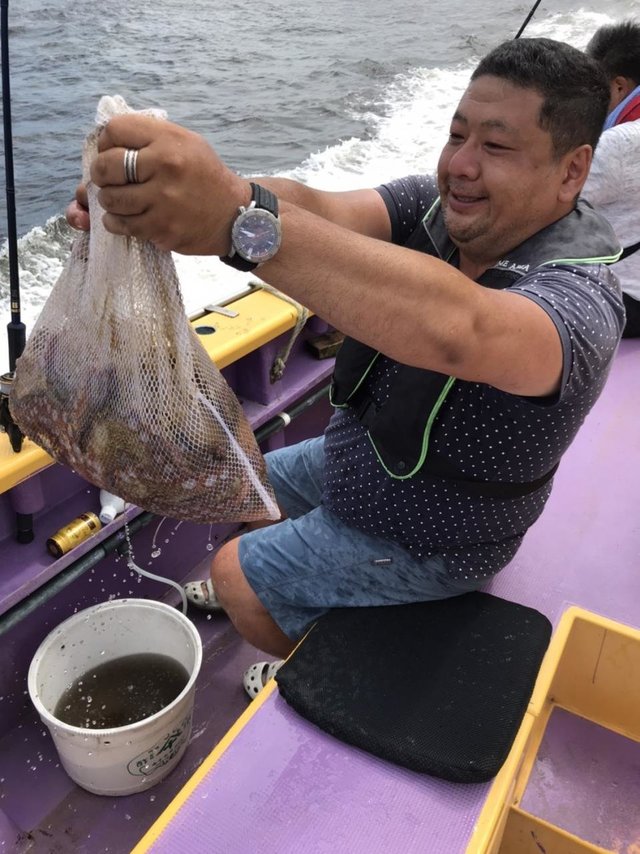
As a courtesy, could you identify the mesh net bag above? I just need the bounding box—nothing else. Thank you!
[10,95,279,524]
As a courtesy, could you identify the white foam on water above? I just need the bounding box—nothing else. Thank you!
[285,64,474,190]
[524,9,613,46]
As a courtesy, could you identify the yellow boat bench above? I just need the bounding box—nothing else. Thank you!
[0,286,307,496]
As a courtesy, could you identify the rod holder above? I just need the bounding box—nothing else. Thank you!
[9,475,44,544]
[0,371,23,452]
[15,512,33,544]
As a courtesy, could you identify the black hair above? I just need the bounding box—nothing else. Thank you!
[471,37,609,158]
[586,20,640,84]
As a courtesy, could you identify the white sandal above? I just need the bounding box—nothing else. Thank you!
[184,578,223,611]
[243,660,284,699]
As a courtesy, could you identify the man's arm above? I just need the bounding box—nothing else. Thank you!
[249,177,392,241]
[259,202,563,398]
[90,114,564,399]
[67,171,391,241]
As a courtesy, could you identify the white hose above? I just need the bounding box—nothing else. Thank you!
[127,557,189,614]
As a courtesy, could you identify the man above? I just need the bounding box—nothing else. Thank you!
[69,38,624,691]
[583,20,640,337]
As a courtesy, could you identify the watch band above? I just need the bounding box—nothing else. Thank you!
[251,182,279,217]
[221,250,257,273]
[221,182,279,272]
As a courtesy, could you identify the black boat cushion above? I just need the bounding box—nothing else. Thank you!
[276,592,552,784]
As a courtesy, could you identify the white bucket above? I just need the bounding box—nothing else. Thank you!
[27,598,202,796]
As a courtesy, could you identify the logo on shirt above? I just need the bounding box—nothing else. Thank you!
[496,259,531,273]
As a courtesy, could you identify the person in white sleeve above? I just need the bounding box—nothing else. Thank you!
[584,20,640,337]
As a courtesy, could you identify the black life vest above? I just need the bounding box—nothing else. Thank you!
[330,198,621,498]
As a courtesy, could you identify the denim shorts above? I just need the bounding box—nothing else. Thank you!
[238,436,486,640]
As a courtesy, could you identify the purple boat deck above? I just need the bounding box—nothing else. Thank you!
[133,340,640,854]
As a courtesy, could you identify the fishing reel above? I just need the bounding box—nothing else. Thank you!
[0,371,23,453]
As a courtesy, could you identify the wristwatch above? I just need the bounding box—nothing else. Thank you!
[221,182,282,272]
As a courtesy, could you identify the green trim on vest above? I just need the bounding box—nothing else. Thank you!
[422,196,441,224]
[367,375,457,479]
[329,352,381,408]
[540,251,622,267]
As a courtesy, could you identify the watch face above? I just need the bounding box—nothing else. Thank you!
[232,209,282,264]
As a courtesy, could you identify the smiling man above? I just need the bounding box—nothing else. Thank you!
[438,82,589,278]
[72,38,625,690]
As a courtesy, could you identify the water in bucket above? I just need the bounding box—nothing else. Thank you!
[28,598,202,796]
[53,652,190,729]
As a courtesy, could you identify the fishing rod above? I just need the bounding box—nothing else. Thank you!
[0,0,25,453]
[515,0,544,38]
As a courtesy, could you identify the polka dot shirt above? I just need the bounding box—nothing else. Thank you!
[322,175,625,581]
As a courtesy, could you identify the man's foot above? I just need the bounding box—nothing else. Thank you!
[184,578,223,611]
[243,660,284,699]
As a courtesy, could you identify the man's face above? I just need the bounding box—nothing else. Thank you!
[437,75,573,271]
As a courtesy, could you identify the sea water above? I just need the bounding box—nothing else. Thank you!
[53,652,190,729]
[0,0,635,372]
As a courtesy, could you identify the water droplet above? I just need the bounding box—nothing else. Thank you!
[151,549,161,559]
[206,543,214,552]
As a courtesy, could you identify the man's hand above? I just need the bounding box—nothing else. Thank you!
[89,114,251,255]
[66,184,90,231]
